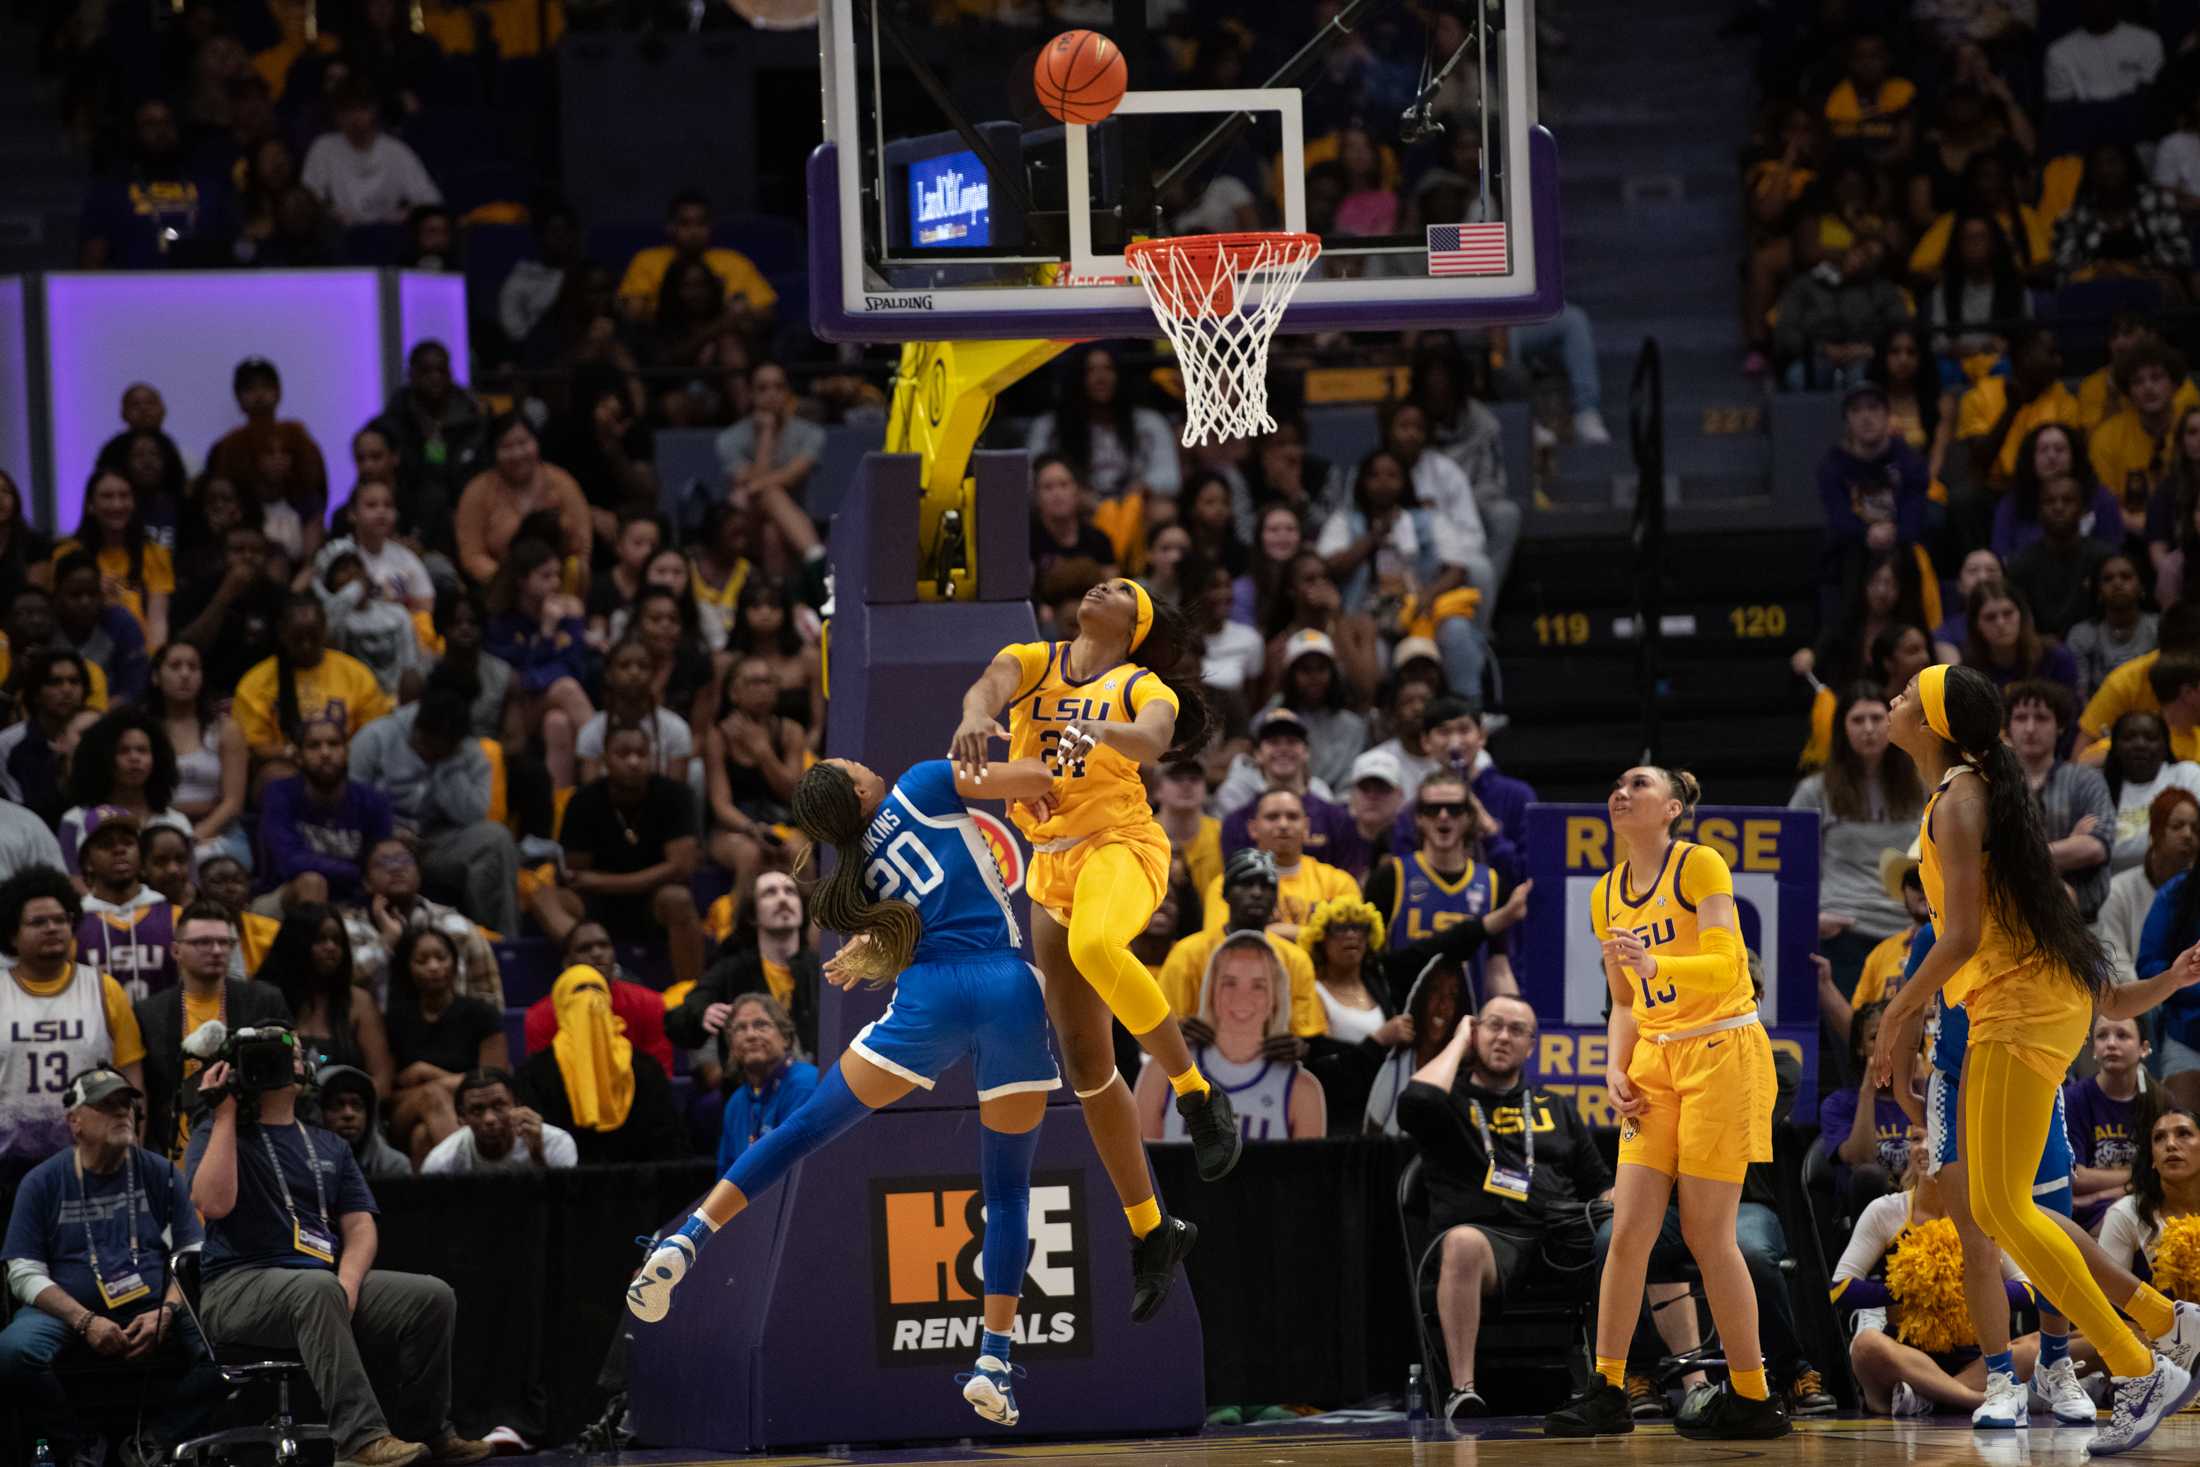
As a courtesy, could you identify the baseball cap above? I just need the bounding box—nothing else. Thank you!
[80,805,143,849]
[1253,707,1310,742]
[1159,757,1204,782]
[62,1066,142,1111]
[1350,749,1405,789]
[1392,636,1442,672]
[1281,628,1338,669]
[1843,380,1889,412]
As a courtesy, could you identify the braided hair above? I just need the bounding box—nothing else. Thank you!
[789,763,920,986]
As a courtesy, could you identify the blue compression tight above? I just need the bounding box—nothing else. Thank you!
[980,1122,1041,1297]
[722,1061,872,1201]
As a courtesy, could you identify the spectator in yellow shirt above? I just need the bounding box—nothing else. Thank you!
[2079,603,2200,758]
[1956,325,2079,486]
[615,191,778,326]
[1823,34,1916,171]
[232,593,395,786]
[54,469,173,648]
[1156,758,1221,895]
[2076,313,2200,429]
[2090,343,2190,532]
[1162,849,1326,1037]
[1201,788,1360,938]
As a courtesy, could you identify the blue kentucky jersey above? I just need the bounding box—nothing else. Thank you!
[859,760,1021,963]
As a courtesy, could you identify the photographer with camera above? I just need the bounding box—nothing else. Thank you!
[135,902,290,1164]
[187,1029,486,1467]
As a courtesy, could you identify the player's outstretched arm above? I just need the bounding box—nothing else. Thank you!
[1060,698,1176,770]
[953,758,1058,804]
[953,652,1023,780]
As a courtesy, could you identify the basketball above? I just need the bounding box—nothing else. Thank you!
[1034,30,1127,125]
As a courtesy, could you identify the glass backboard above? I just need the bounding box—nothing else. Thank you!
[810,0,1563,342]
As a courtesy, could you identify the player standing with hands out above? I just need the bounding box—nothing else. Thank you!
[954,579,1236,1323]
[1545,766,1788,1440]
[1871,663,2200,1455]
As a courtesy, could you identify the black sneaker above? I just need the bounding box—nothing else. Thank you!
[1787,1365,1837,1418]
[1129,1213,1197,1323]
[1545,1381,1634,1437]
[1176,1084,1242,1181]
[1675,1384,1791,1440]
[1627,1373,1671,1418]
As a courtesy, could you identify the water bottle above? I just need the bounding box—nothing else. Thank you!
[1405,1363,1429,1422]
[33,1439,55,1466]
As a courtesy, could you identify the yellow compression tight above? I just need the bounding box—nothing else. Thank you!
[1966,1043,2154,1380]
[1066,843,1175,1037]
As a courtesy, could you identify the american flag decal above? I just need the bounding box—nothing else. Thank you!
[1427,222,1509,276]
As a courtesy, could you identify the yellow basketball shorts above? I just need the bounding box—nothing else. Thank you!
[1027,823,1171,930]
[1618,1021,1776,1183]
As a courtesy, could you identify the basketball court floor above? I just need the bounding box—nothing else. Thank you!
[508,1413,2200,1465]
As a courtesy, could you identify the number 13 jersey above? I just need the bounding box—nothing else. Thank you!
[862,759,1024,962]
[1589,840,1756,1037]
[1001,640,1179,846]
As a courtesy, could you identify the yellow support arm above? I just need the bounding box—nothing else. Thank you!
[886,336,1072,601]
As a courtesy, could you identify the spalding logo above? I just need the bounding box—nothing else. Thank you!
[967,809,1025,894]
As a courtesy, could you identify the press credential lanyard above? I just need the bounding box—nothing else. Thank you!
[258,1123,337,1264]
[1471,1094,1536,1201]
[74,1151,151,1309]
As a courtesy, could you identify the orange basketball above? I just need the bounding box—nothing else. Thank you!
[1034,30,1127,126]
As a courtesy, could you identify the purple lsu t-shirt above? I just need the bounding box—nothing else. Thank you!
[2064,1074,2145,1229]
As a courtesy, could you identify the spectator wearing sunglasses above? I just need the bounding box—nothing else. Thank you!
[1365,771,1532,999]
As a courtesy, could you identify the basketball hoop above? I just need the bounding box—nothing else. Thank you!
[1123,231,1320,447]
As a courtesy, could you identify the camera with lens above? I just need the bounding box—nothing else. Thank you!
[219,1025,303,1101]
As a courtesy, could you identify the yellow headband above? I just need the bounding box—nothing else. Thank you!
[1120,578,1154,652]
[1918,663,1953,742]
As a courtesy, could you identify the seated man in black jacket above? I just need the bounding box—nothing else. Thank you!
[667,870,820,1071]
[1397,993,1612,1423]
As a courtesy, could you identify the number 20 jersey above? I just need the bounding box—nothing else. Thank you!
[1588,839,1756,1038]
[860,759,1023,964]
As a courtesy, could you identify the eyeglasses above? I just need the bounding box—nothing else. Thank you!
[1478,1018,1534,1039]
[1417,801,1469,818]
[178,936,236,950]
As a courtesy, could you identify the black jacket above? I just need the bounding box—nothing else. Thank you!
[135,979,293,1165]
[1397,1072,1612,1236]
[666,946,821,1064]
[512,1048,688,1165]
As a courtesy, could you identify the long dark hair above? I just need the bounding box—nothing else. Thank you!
[72,468,147,591]
[730,576,803,659]
[1930,664,2108,996]
[141,641,216,727]
[1052,347,1139,481]
[261,901,355,1029]
[790,763,922,985]
[1821,549,1929,684]
[1933,209,2027,327]
[1850,998,1889,1073]
[1962,579,2044,674]
[1130,596,1217,757]
[387,922,462,1010]
[274,592,328,746]
[2168,406,2200,560]
[2130,1098,2198,1229]
[1866,323,1941,447]
[1824,682,1922,822]
[66,706,180,812]
[487,536,559,618]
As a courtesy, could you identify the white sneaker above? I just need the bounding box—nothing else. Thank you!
[625,1235,695,1323]
[1973,1370,2029,1428]
[1891,1381,1932,1417]
[1853,1307,1888,1337]
[2158,1300,2200,1378]
[1531,421,1558,450]
[959,1355,1022,1425]
[2031,1357,2098,1424]
[2088,1353,2193,1455]
[1574,409,1613,445]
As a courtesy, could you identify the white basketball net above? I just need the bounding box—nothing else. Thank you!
[1126,233,1321,447]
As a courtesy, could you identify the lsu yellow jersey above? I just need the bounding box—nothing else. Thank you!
[1918,770,2029,1007]
[1589,840,1755,1036]
[1000,641,1178,844]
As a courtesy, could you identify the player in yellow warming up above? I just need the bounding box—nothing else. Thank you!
[1871,664,2200,1457]
[1546,766,1788,1441]
[954,579,1234,1323]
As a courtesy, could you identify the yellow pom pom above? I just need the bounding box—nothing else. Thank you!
[1886,1217,1975,1355]
[2153,1215,2200,1304]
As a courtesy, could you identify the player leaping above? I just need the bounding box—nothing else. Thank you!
[954,578,1236,1323]
[629,753,1067,1426]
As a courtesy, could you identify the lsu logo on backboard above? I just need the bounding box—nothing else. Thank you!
[967,809,1025,894]
[869,1169,1091,1365]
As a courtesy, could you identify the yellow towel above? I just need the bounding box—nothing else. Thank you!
[551,965,635,1131]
